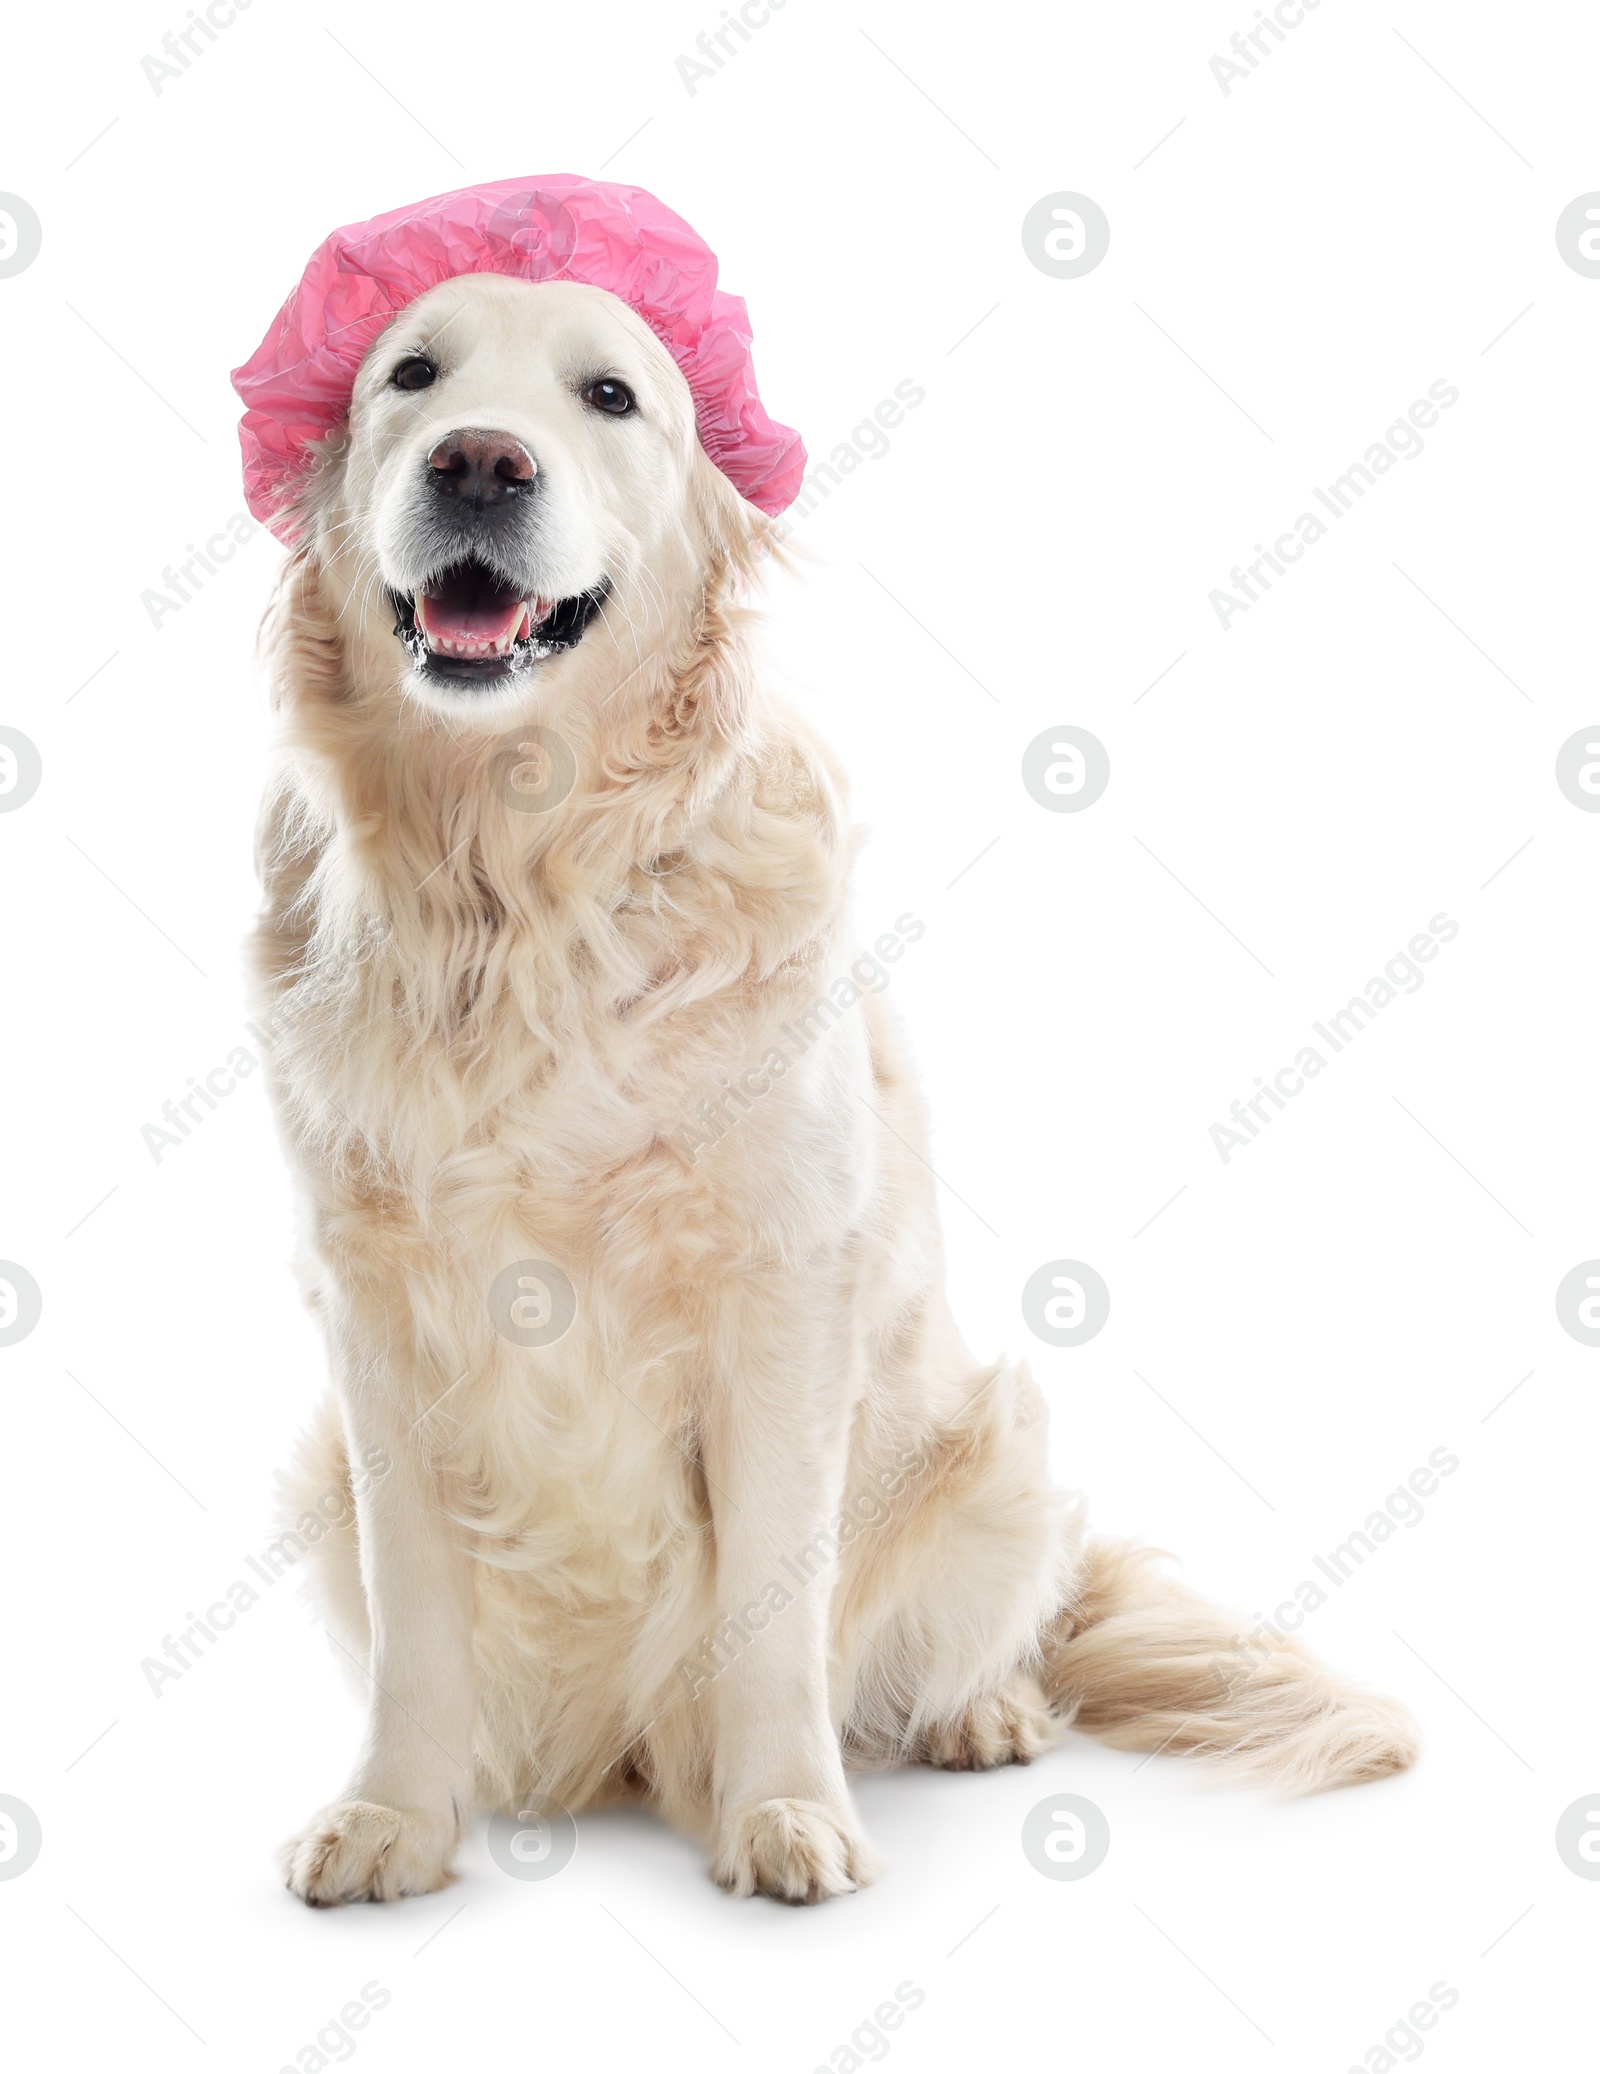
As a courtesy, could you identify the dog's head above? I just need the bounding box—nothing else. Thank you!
[299,274,764,721]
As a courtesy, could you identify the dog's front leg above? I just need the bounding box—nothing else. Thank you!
[283,1360,476,1905]
[701,1266,877,1903]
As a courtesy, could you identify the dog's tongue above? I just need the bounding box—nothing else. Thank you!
[415,567,547,658]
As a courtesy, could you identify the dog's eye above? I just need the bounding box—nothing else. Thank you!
[391,357,438,392]
[583,378,637,417]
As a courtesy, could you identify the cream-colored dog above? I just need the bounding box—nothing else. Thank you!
[254,273,1416,1906]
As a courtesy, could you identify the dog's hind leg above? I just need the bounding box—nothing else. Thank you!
[836,1357,1077,1772]
[912,1670,1057,1771]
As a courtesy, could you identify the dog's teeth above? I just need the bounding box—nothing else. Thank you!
[418,613,538,662]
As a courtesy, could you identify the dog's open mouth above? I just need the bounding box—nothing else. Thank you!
[391,559,609,683]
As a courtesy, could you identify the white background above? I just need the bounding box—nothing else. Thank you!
[2,1,1596,2067]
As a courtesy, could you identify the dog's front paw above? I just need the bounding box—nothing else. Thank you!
[282,1799,459,1906]
[713,1798,878,1904]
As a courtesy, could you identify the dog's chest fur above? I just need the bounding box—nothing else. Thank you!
[255,713,858,1330]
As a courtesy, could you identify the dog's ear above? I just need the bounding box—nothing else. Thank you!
[278,428,352,561]
[626,451,786,763]
[688,445,792,595]
[258,547,351,715]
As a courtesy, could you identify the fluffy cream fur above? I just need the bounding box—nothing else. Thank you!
[255,274,1417,1907]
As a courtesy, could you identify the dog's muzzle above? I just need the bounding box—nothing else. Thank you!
[388,426,608,686]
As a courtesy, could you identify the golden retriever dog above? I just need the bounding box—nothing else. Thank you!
[252,271,1417,1906]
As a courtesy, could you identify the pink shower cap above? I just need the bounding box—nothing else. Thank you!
[231,175,805,541]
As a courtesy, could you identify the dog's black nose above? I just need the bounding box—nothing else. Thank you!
[427,428,537,508]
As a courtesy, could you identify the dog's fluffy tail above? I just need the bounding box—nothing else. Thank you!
[1041,1537,1419,1794]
